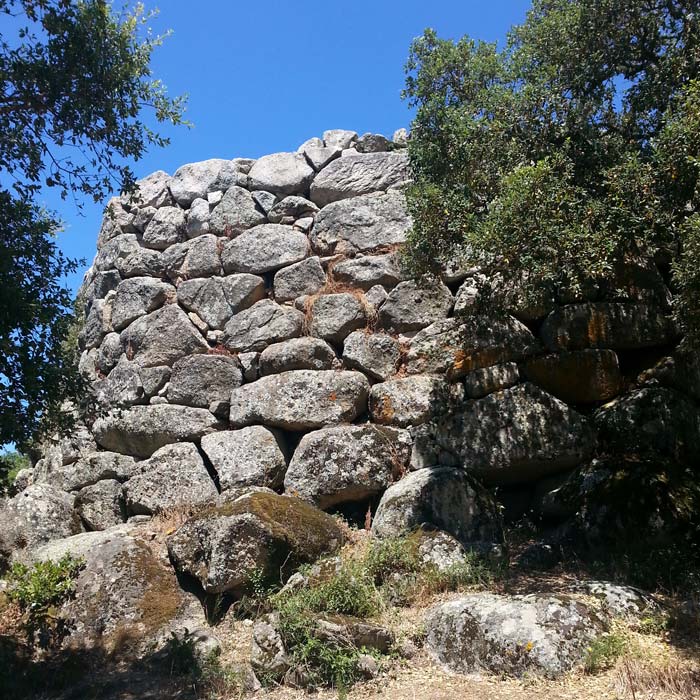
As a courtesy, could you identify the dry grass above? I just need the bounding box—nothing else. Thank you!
[615,656,700,699]
[148,504,196,538]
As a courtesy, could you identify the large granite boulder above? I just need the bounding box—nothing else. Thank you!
[406,315,541,378]
[309,292,367,345]
[273,256,326,302]
[259,337,336,375]
[369,375,464,427]
[170,158,240,206]
[176,274,266,330]
[167,491,345,594]
[200,427,289,491]
[161,234,222,281]
[228,369,370,430]
[637,343,700,402]
[222,224,310,274]
[222,299,305,353]
[310,152,410,206]
[310,190,410,255]
[44,451,137,492]
[167,354,242,411]
[142,206,187,250]
[378,280,453,334]
[125,442,217,514]
[111,277,173,331]
[209,185,266,235]
[426,593,605,677]
[342,331,401,381]
[284,424,411,508]
[120,305,208,367]
[76,479,126,530]
[332,252,405,290]
[540,303,676,351]
[595,387,700,464]
[93,405,224,458]
[411,383,595,483]
[371,467,502,551]
[247,152,315,197]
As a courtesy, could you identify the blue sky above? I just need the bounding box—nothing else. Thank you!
[51,0,531,293]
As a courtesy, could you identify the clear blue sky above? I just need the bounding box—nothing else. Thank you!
[52,0,531,294]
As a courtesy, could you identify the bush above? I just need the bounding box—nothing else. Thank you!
[584,630,629,673]
[0,451,30,494]
[5,554,84,647]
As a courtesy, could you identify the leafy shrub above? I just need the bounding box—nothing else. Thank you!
[0,451,30,494]
[584,631,629,673]
[5,554,84,647]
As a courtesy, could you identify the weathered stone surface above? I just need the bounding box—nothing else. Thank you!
[82,298,112,350]
[411,383,595,483]
[94,233,140,272]
[126,443,217,515]
[229,370,370,430]
[247,152,315,197]
[142,206,187,250]
[120,305,208,367]
[259,337,336,375]
[32,529,186,649]
[372,467,502,550]
[114,245,165,279]
[95,356,145,408]
[406,316,540,378]
[333,252,405,290]
[369,375,464,427]
[93,405,224,458]
[223,300,305,353]
[170,159,240,207]
[251,189,278,213]
[97,200,135,247]
[311,191,410,255]
[541,303,677,351]
[309,292,367,344]
[76,480,125,530]
[273,256,326,302]
[285,424,411,508]
[413,529,473,572]
[167,354,242,410]
[177,274,265,330]
[201,427,288,491]
[595,387,700,464]
[464,363,520,399]
[45,451,137,492]
[111,277,173,331]
[222,224,309,274]
[637,344,700,402]
[342,331,400,381]
[310,152,409,206]
[426,594,604,677]
[167,491,345,594]
[0,484,83,564]
[92,270,121,300]
[378,280,453,334]
[162,234,222,281]
[303,143,341,171]
[126,170,172,209]
[323,129,358,150]
[251,614,290,678]
[268,195,319,223]
[97,332,124,374]
[523,350,621,404]
[209,185,266,235]
[356,133,392,153]
[185,197,210,238]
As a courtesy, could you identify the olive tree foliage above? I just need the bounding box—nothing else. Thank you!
[403,0,700,340]
[0,1,186,449]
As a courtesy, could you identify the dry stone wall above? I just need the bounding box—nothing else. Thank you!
[5,127,699,566]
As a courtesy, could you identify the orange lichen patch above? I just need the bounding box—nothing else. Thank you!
[329,391,337,401]
[585,307,612,346]
[371,394,395,424]
[451,348,506,378]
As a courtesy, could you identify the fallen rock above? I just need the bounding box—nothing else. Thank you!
[200,427,288,491]
[259,337,336,375]
[93,405,224,458]
[406,316,540,378]
[223,299,305,353]
[372,467,502,551]
[378,280,454,334]
[311,190,410,255]
[167,491,345,594]
[426,593,604,677]
[342,331,400,381]
[284,424,411,508]
[125,442,218,515]
[369,375,464,427]
[412,383,595,483]
[540,303,677,351]
[310,151,410,206]
[222,224,310,274]
[228,369,370,430]
[523,350,621,404]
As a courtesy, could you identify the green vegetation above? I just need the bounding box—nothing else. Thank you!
[0,1,186,449]
[584,630,629,673]
[5,554,84,647]
[0,451,30,494]
[403,0,700,343]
